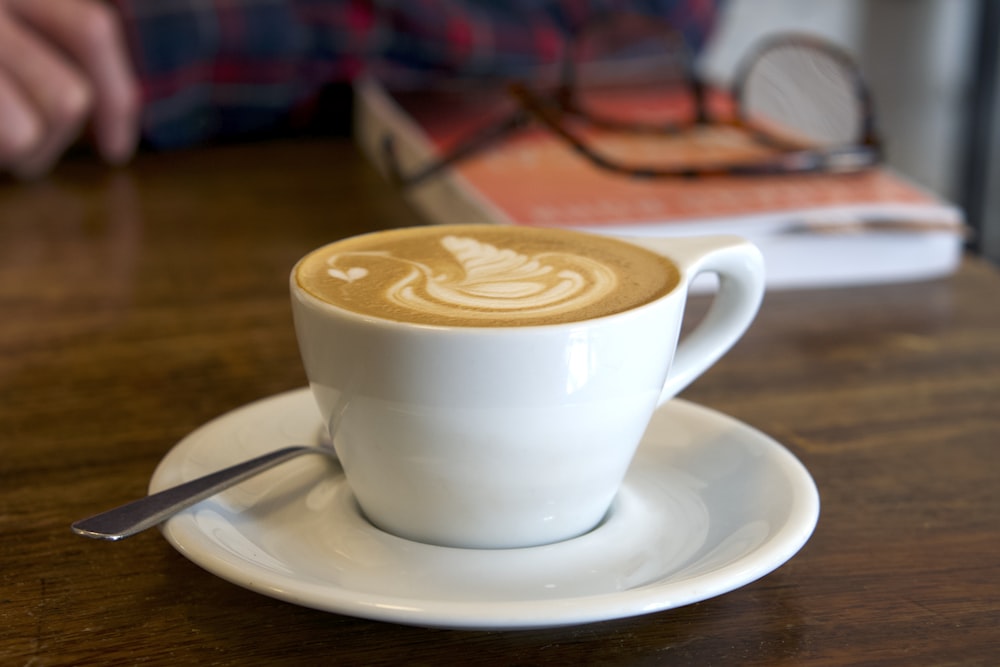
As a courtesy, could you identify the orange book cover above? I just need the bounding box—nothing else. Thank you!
[354,77,965,288]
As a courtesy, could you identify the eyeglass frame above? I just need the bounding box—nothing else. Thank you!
[381,18,883,188]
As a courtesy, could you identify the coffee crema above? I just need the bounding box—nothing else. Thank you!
[294,225,679,326]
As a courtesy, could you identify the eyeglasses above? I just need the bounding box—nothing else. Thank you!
[382,15,883,188]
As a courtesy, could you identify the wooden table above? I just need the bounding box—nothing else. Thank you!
[2,139,998,665]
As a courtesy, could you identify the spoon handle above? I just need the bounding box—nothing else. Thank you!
[72,445,328,540]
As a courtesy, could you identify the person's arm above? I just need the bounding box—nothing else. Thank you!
[0,0,721,176]
[113,0,723,150]
[0,0,139,178]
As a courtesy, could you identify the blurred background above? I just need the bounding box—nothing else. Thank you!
[703,0,999,263]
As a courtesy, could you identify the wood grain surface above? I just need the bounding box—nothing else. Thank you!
[1,139,998,666]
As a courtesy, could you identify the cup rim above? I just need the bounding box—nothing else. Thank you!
[289,225,686,333]
[289,268,683,334]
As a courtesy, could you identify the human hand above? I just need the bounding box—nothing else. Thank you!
[0,0,139,178]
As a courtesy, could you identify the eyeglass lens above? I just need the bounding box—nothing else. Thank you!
[739,42,865,148]
[571,18,867,151]
[570,17,699,127]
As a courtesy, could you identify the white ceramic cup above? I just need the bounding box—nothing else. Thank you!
[291,231,764,549]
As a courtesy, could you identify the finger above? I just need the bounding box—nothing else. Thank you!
[10,0,140,164]
[0,14,91,175]
[11,95,88,179]
[0,69,44,170]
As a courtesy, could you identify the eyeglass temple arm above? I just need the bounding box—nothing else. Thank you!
[382,110,531,189]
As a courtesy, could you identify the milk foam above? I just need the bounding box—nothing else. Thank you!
[324,235,617,321]
[296,225,679,326]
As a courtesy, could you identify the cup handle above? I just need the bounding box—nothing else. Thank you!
[620,235,766,406]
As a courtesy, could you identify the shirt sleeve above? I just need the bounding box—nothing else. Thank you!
[109,0,724,149]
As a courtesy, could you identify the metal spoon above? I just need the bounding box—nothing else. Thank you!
[71,444,339,541]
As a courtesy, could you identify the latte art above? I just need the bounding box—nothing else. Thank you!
[295,225,678,326]
[324,235,618,321]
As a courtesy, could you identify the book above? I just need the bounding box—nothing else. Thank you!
[353,76,966,290]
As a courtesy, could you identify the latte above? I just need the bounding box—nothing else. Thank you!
[294,225,679,326]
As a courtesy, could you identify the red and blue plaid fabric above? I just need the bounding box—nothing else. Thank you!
[109,0,722,148]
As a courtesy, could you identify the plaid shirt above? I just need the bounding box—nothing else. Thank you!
[109,0,722,149]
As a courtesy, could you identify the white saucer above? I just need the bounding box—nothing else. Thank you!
[151,388,819,630]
